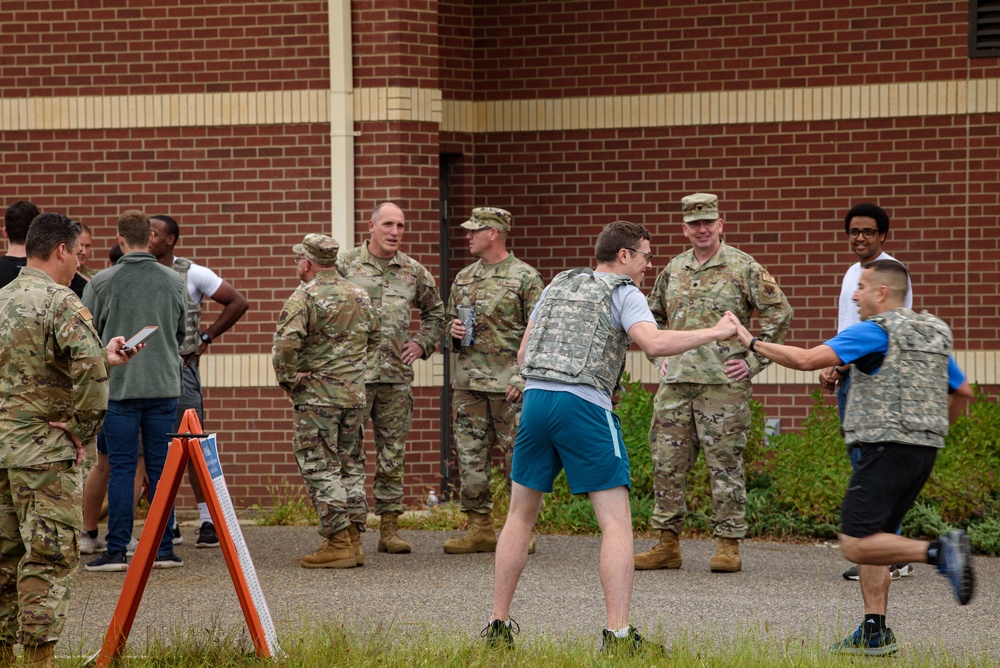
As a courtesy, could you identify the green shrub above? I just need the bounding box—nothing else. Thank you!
[921,385,1000,522]
[765,390,850,527]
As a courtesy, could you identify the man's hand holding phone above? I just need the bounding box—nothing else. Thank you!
[108,326,157,366]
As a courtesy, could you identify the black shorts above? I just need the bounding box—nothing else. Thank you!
[840,441,938,539]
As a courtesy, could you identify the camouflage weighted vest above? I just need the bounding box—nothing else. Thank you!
[172,257,202,356]
[843,308,952,448]
[521,268,633,397]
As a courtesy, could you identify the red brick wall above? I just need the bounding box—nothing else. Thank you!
[353,0,441,89]
[0,1,330,96]
[453,0,1000,99]
[4,0,998,512]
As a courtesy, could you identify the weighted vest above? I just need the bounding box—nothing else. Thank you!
[172,257,202,356]
[843,308,952,448]
[521,268,633,397]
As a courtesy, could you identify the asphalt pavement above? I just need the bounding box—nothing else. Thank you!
[65,522,999,662]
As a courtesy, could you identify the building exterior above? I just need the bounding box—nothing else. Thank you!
[2,1,998,508]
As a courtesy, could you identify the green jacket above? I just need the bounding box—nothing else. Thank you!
[82,252,187,401]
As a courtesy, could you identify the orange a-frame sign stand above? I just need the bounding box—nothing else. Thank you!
[94,410,281,666]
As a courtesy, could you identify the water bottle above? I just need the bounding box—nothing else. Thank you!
[426,488,438,508]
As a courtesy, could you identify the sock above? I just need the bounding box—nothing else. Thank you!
[863,615,886,634]
[611,626,631,639]
[86,529,99,540]
[198,502,211,525]
[926,540,942,565]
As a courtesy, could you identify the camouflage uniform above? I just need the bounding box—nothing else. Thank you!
[0,267,109,646]
[447,252,543,513]
[648,241,792,538]
[273,243,379,538]
[337,241,444,515]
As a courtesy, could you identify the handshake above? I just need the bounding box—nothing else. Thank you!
[711,311,755,348]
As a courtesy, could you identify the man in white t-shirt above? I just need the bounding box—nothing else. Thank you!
[819,202,913,582]
[149,214,249,547]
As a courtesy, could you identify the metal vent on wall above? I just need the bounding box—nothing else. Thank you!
[971,0,1000,57]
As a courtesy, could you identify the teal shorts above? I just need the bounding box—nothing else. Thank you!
[511,388,631,494]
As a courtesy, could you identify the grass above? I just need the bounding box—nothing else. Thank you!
[57,621,995,667]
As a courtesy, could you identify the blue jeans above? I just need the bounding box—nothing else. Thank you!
[102,397,178,557]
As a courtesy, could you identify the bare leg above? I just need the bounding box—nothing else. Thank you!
[491,482,543,621]
[83,454,110,532]
[589,486,634,630]
[839,532,929,565]
[858,564,891,615]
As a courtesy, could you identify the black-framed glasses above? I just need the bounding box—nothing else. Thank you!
[848,228,879,239]
[627,248,654,262]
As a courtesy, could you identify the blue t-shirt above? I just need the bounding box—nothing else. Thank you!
[824,320,966,391]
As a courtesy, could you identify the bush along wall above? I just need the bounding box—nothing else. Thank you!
[525,377,1000,555]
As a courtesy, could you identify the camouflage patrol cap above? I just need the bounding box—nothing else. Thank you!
[681,193,720,223]
[293,233,339,266]
[461,207,512,232]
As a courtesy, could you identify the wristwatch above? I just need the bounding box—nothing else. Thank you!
[200,331,213,345]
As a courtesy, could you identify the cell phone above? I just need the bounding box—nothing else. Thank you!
[121,325,158,352]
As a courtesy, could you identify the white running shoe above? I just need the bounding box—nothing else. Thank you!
[79,533,106,555]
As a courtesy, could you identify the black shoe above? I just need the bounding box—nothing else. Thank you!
[153,551,184,569]
[601,627,668,657]
[85,551,128,572]
[481,618,518,649]
[196,521,220,548]
[842,565,859,581]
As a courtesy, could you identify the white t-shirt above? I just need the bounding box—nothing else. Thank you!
[175,256,224,305]
[525,276,655,410]
[837,251,913,332]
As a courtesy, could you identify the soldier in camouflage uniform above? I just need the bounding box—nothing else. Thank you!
[442,207,544,554]
[0,212,136,668]
[336,203,445,554]
[273,234,379,569]
[730,260,973,656]
[635,193,792,574]
[485,221,736,653]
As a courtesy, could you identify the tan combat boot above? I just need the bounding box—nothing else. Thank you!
[443,511,498,554]
[348,524,365,566]
[709,537,742,572]
[22,643,55,668]
[377,512,412,554]
[633,529,682,570]
[300,528,357,569]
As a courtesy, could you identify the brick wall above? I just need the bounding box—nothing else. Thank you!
[456,0,1000,98]
[3,0,998,513]
[0,1,330,96]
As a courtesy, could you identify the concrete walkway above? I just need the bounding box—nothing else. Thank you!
[65,523,999,661]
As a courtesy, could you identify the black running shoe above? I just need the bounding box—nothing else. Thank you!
[601,627,668,657]
[481,618,518,649]
[196,521,220,548]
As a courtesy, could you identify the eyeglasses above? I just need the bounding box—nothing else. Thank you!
[627,248,654,262]
[685,219,718,229]
[848,228,879,239]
